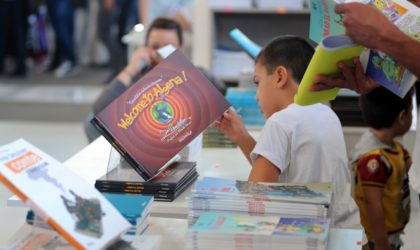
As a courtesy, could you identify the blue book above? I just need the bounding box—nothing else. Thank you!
[102,193,153,219]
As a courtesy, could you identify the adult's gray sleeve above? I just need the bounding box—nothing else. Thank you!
[92,79,128,114]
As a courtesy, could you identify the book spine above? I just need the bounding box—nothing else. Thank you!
[96,186,174,195]
[95,183,174,191]
[91,117,152,180]
[95,180,176,189]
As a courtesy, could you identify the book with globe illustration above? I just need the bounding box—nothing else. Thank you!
[92,49,231,181]
[0,139,131,250]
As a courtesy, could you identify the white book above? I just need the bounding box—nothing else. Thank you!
[0,139,131,250]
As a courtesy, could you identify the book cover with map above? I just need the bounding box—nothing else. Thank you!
[0,139,131,250]
[92,50,230,181]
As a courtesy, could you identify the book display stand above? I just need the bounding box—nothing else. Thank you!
[7,212,72,249]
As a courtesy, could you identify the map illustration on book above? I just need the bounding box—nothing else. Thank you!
[0,139,131,250]
[92,49,230,181]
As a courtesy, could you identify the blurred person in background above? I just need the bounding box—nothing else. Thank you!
[97,0,139,83]
[45,0,79,78]
[0,0,29,77]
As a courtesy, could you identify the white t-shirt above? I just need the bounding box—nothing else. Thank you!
[250,103,364,232]
[409,115,420,192]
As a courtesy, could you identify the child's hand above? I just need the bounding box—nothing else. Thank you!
[213,108,248,145]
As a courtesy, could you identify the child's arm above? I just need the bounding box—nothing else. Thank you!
[362,186,391,250]
[248,155,281,182]
[213,109,256,165]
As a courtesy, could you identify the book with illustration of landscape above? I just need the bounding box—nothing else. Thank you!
[92,49,230,181]
[0,139,131,250]
[301,0,419,104]
[193,177,332,205]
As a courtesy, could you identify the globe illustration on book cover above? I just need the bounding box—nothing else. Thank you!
[151,98,174,124]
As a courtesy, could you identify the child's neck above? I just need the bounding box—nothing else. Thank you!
[370,128,397,147]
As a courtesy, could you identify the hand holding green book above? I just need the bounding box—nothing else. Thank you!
[294,35,364,106]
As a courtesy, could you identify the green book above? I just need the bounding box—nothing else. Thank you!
[294,35,364,106]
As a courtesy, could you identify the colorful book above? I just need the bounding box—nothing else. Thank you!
[0,139,131,250]
[101,193,153,219]
[306,0,419,101]
[190,212,330,239]
[294,35,364,105]
[92,49,230,181]
[309,0,346,44]
[193,177,332,205]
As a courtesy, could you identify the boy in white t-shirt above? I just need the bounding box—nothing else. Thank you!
[214,35,365,240]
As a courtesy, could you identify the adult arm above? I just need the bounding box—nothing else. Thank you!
[335,3,420,78]
[312,3,420,92]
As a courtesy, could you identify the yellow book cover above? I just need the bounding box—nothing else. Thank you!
[294,35,364,106]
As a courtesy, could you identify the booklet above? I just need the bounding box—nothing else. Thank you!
[294,35,364,105]
[92,49,230,181]
[0,139,131,250]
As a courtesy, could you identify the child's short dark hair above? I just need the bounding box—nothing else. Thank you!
[255,35,314,83]
[360,87,414,129]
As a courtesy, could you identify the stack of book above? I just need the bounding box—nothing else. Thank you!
[187,177,332,249]
[202,127,236,148]
[225,87,265,128]
[95,161,198,202]
[187,212,330,250]
[188,177,331,224]
[102,193,153,235]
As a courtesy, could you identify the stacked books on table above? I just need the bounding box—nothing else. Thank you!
[202,127,236,148]
[188,177,331,223]
[102,193,153,236]
[225,87,265,128]
[95,161,198,202]
[187,177,332,250]
[188,212,330,250]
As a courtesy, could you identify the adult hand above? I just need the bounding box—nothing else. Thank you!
[212,108,249,145]
[311,58,379,94]
[125,47,154,76]
[335,3,400,51]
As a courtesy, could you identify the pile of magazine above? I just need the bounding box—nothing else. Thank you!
[95,160,198,202]
[102,193,153,235]
[187,177,332,250]
[202,127,236,148]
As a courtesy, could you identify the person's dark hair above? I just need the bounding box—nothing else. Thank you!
[360,87,414,129]
[255,35,314,83]
[145,17,183,46]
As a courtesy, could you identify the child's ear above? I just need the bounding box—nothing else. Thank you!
[397,109,410,125]
[274,66,288,88]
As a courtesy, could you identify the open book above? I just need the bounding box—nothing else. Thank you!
[298,0,419,105]
[295,35,364,105]
[0,139,131,250]
[92,49,230,181]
